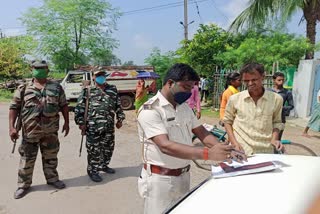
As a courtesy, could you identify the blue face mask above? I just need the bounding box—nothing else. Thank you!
[95,76,106,85]
[171,82,192,104]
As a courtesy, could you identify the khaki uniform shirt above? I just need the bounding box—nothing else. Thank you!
[223,90,284,155]
[10,79,67,142]
[138,91,201,169]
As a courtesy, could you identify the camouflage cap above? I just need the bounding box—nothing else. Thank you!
[93,69,106,75]
[92,67,110,77]
[31,60,48,68]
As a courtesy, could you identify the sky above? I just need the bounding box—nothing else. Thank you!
[0,0,318,65]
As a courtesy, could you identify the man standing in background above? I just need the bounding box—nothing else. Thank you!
[269,72,294,140]
[200,75,209,102]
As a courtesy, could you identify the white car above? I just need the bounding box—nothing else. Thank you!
[165,154,320,214]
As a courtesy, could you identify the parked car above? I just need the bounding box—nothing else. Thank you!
[165,154,320,214]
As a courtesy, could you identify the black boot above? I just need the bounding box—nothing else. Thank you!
[88,170,102,182]
[47,180,66,189]
[101,166,115,174]
[14,187,30,199]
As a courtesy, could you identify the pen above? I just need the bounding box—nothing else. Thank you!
[230,149,247,162]
[277,150,283,154]
[231,149,245,155]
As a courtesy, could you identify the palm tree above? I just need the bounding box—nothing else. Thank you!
[230,0,320,59]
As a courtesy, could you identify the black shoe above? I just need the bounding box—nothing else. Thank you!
[14,187,30,199]
[101,166,115,174]
[47,180,66,189]
[88,173,102,182]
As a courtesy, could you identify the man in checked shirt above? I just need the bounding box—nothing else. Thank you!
[223,63,285,155]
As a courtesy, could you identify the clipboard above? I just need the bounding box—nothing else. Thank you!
[212,156,282,178]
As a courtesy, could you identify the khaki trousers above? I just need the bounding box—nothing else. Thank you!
[138,166,190,214]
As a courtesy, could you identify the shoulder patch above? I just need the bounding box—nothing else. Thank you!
[142,97,158,110]
[17,84,26,90]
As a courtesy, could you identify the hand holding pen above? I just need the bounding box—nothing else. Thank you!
[230,149,248,163]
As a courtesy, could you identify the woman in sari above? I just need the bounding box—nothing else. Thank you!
[134,79,148,113]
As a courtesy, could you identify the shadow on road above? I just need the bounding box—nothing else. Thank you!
[311,135,320,140]
[29,164,143,193]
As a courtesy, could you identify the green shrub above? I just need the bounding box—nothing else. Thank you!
[49,71,66,80]
[201,107,220,118]
[0,89,14,102]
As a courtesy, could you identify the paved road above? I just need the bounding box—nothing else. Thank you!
[1,103,319,214]
[0,103,210,214]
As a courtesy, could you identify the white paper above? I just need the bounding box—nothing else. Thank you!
[211,155,282,178]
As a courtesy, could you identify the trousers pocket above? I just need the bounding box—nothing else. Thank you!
[138,170,148,198]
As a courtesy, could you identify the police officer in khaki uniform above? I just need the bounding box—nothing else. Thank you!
[137,63,246,213]
[9,60,69,199]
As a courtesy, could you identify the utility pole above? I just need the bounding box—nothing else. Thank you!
[180,0,194,41]
[184,0,188,40]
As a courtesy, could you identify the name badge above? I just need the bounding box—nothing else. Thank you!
[167,117,175,121]
[143,104,152,110]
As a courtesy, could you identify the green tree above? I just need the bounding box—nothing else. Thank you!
[218,32,312,72]
[0,36,37,78]
[21,0,120,71]
[90,49,121,66]
[144,47,178,87]
[177,24,237,76]
[230,0,320,59]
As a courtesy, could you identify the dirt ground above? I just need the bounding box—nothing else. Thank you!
[0,103,319,214]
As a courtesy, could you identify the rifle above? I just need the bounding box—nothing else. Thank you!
[12,86,26,153]
[79,84,90,157]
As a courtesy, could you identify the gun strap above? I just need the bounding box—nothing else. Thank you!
[19,84,26,132]
[20,84,27,108]
[84,86,91,127]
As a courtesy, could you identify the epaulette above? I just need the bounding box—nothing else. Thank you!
[17,84,27,94]
[17,84,26,90]
[142,97,158,110]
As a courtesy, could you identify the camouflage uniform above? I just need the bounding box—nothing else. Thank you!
[74,83,125,174]
[9,79,67,188]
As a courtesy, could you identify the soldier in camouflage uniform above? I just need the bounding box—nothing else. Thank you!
[74,69,125,182]
[9,60,70,199]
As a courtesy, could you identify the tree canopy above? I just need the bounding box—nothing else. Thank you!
[0,36,37,79]
[229,0,320,59]
[218,32,312,72]
[21,0,120,71]
[144,47,178,87]
[177,24,239,76]
[145,24,312,76]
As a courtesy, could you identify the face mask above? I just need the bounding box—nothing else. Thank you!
[95,76,106,85]
[171,82,192,104]
[174,91,192,104]
[32,68,47,79]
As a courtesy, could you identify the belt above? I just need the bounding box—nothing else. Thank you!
[143,164,190,176]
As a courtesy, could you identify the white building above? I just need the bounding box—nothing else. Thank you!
[292,60,320,118]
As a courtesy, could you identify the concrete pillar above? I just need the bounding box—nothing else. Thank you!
[292,59,320,118]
